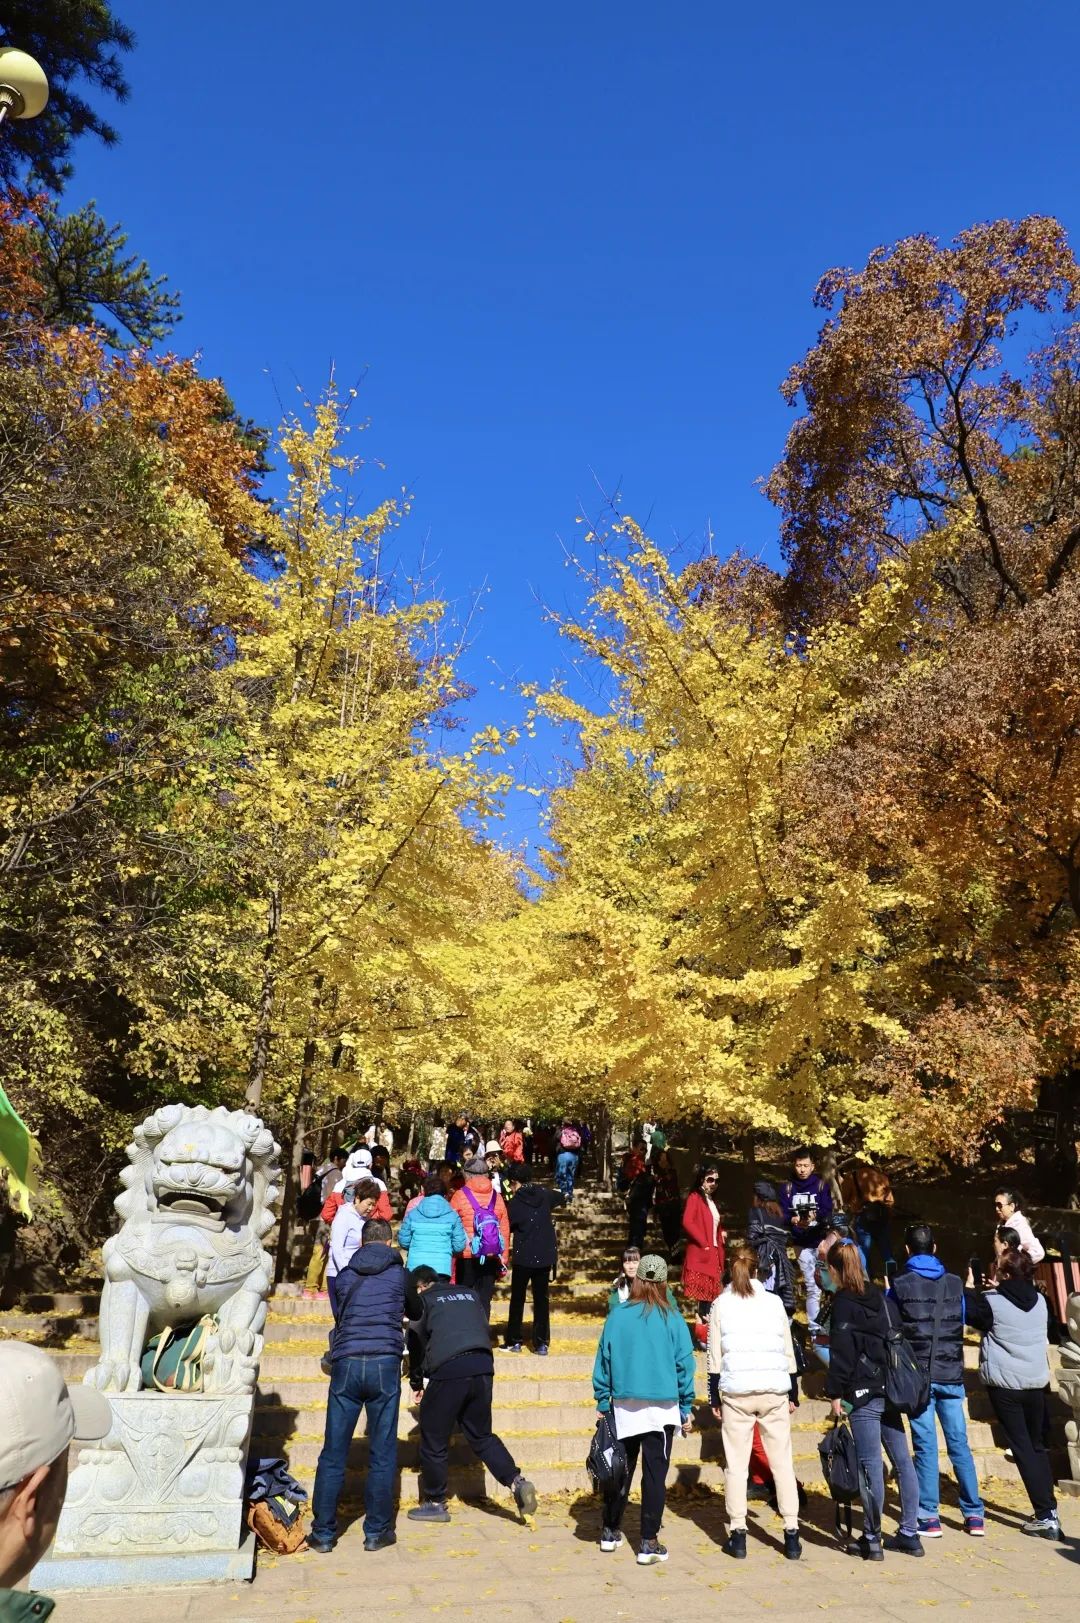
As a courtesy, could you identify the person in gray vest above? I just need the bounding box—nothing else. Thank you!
[964,1245,1060,1541]
[890,1224,985,1538]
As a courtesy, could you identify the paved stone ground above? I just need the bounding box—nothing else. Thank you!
[52,1481,1080,1623]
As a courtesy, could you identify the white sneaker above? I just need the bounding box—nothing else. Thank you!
[599,1527,624,1553]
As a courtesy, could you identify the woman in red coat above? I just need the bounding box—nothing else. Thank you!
[681,1164,726,1328]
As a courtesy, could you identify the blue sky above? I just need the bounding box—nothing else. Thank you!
[64,1,1080,856]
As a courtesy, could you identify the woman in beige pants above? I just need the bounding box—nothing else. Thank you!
[708,1245,802,1560]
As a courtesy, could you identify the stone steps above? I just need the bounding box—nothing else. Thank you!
[18,1180,1054,1506]
[249,1393,1008,1457]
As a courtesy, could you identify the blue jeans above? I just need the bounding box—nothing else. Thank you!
[855,1215,894,1277]
[311,1353,401,1544]
[908,1382,984,1520]
[848,1397,920,1540]
[555,1150,578,1198]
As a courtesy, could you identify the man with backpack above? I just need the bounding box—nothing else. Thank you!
[406,1267,538,1524]
[555,1119,582,1201]
[890,1223,986,1539]
[308,1218,405,1555]
[450,1155,510,1317]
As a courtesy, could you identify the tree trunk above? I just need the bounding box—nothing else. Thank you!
[246,886,281,1109]
[274,975,323,1284]
[740,1130,757,1169]
[1033,1069,1080,1208]
[597,1102,612,1191]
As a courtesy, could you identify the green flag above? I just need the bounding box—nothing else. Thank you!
[0,1084,37,1216]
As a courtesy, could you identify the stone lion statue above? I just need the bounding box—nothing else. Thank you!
[1059,1290,1080,1487]
[85,1104,281,1394]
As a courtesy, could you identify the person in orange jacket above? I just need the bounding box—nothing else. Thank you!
[450,1156,510,1318]
[322,1147,394,1226]
[499,1119,525,1164]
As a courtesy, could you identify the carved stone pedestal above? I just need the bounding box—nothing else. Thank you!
[33,1391,256,1590]
[1057,1365,1080,1498]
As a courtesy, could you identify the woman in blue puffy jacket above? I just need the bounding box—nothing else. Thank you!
[398,1174,467,1275]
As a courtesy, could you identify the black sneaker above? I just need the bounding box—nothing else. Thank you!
[723,1529,747,1559]
[599,1526,624,1553]
[856,1535,885,1562]
[512,1475,537,1516]
[364,1531,397,1552]
[408,1500,451,1523]
[306,1537,336,1554]
[784,1529,802,1561]
[636,1538,669,1565]
[885,1532,924,1557]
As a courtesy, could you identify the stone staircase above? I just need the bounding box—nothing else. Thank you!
[0,1184,1061,1502]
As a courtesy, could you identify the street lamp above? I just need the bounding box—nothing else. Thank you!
[0,47,48,128]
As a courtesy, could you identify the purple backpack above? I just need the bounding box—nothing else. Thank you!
[464,1188,504,1258]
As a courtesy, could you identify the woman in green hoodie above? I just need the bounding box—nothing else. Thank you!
[592,1254,697,1566]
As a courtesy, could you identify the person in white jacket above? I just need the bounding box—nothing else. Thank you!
[993,1188,1045,1264]
[708,1244,802,1561]
[326,1179,380,1316]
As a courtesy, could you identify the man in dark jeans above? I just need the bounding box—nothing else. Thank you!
[309,1218,405,1554]
[407,1271,537,1523]
[503,1163,563,1354]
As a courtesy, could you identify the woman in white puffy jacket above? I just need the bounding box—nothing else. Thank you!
[708,1245,802,1560]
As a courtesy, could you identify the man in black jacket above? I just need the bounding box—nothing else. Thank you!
[407,1271,537,1523]
[891,1223,985,1538]
[309,1219,405,1555]
[503,1164,563,1354]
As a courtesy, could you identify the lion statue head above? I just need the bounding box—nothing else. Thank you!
[115,1104,280,1239]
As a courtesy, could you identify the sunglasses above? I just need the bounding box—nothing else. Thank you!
[703,1175,719,1184]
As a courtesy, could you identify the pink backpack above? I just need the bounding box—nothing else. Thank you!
[560,1126,582,1151]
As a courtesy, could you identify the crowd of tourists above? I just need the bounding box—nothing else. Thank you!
[0,1122,1065,1610]
[286,1119,1065,1567]
[300,1116,586,1553]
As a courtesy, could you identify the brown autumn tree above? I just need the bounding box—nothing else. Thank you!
[773,218,1080,1194]
[767,216,1080,624]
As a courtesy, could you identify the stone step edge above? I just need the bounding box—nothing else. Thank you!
[283,1455,1022,1487]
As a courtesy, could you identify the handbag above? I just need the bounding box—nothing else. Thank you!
[818,1415,860,1500]
[247,1498,309,1554]
[244,1458,310,1555]
[586,1411,629,1497]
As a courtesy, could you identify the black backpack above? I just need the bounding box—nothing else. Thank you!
[880,1296,931,1415]
[296,1180,323,1221]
